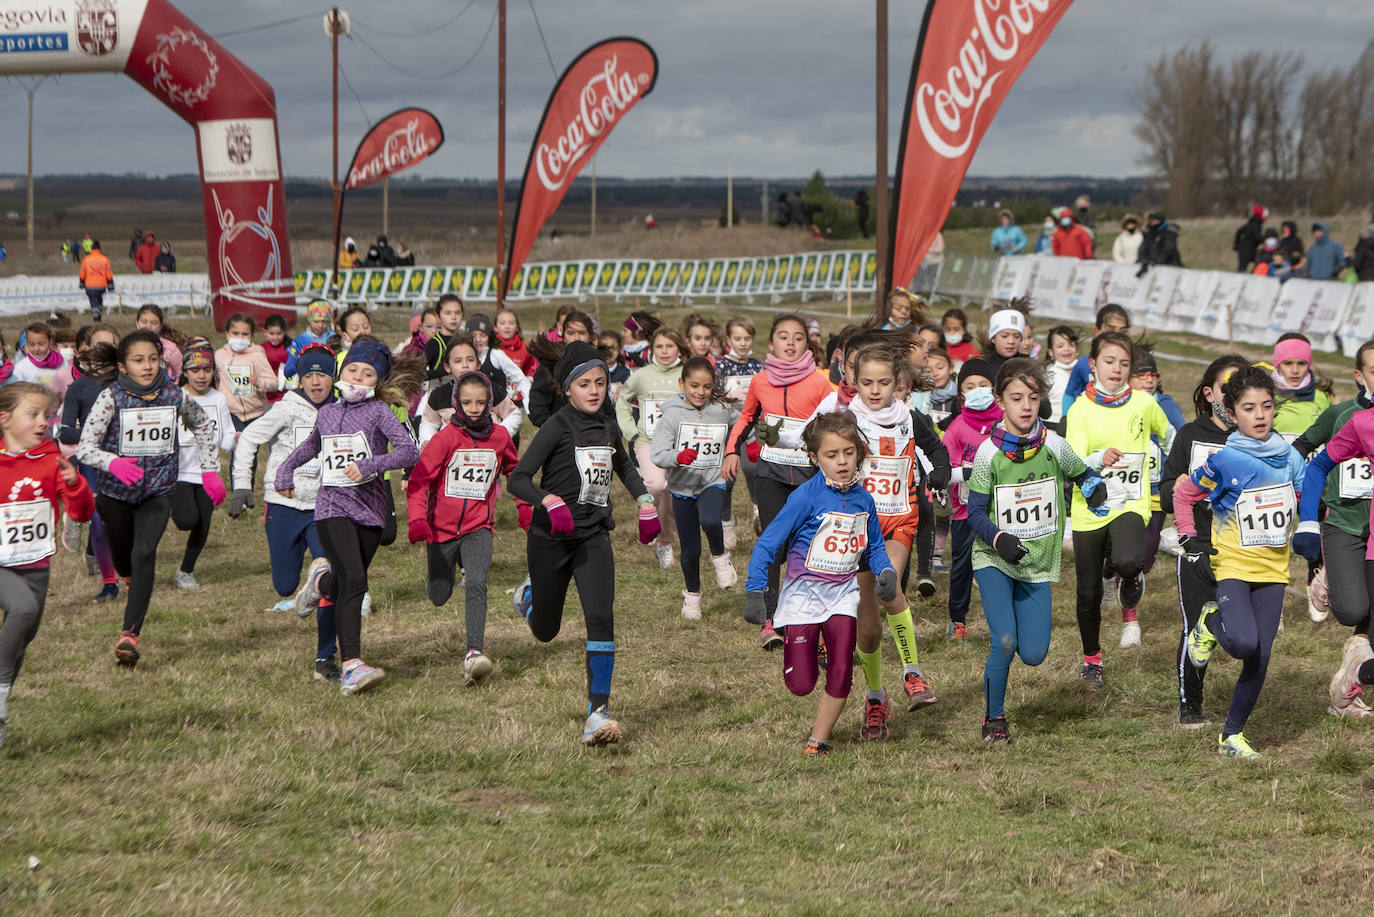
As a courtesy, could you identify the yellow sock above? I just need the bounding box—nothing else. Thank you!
[857,645,883,693]
[886,606,920,670]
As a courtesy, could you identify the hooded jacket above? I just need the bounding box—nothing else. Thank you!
[406,401,519,542]
[1306,222,1345,280]
[649,393,734,497]
[616,358,683,445]
[1138,220,1182,268]
[1352,224,1374,282]
[1232,215,1264,265]
[1051,212,1094,260]
[1278,221,1304,262]
[233,389,330,510]
[0,439,95,570]
[134,234,160,273]
[153,242,176,273]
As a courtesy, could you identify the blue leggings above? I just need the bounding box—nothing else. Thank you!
[974,567,1052,720]
[1213,579,1284,738]
[672,487,726,593]
[265,504,332,662]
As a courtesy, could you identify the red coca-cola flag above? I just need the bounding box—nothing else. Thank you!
[346,108,445,190]
[888,0,1073,289]
[505,37,658,297]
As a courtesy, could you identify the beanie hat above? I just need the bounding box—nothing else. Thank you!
[307,299,332,323]
[297,343,337,379]
[556,341,608,393]
[958,358,995,388]
[1252,205,1269,220]
[182,336,214,371]
[467,313,493,336]
[987,309,1026,339]
[1273,338,1312,367]
[342,339,391,380]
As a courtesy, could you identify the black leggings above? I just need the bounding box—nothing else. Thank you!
[1175,551,1214,711]
[755,475,802,615]
[170,481,213,574]
[380,482,398,547]
[316,517,382,661]
[672,488,726,593]
[913,482,934,579]
[526,528,617,709]
[1072,512,1146,657]
[97,493,172,636]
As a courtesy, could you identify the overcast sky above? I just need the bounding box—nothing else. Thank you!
[1,0,1371,181]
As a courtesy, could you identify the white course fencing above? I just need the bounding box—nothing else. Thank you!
[0,272,212,317]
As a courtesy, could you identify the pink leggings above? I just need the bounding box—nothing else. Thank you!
[783,615,856,699]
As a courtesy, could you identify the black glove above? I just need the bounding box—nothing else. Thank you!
[995,532,1028,565]
[743,592,767,626]
[1136,263,1149,278]
[925,464,951,491]
[1178,534,1217,562]
[1082,476,1108,508]
[875,567,899,603]
[226,488,253,519]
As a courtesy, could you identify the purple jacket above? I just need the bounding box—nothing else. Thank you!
[275,399,418,527]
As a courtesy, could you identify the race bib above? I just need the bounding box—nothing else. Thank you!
[1235,483,1296,548]
[0,499,54,566]
[1339,458,1374,501]
[575,446,614,507]
[1101,451,1146,503]
[228,362,254,398]
[676,422,728,469]
[640,396,669,438]
[993,477,1058,541]
[444,449,499,500]
[1188,442,1224,475]
[118,405,176,457]
[293,424,320,476]
[759,413,809,467]
[320,433,373,487]
[803,511,869,575]
[1149,442,1163,485]
[862,455,912,515]
[724,374,754,399]
[928,408,951,426]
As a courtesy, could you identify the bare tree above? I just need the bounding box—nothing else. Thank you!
[1131,43,1220,217]
[1213,50,1301,212]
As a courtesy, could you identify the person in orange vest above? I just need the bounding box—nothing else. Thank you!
[78,240,114,321]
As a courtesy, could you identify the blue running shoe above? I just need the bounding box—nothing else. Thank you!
[582,705,621,746]
[513,576,533,621]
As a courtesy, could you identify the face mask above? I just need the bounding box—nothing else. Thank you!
[337,380,375,403]
[963,386,994,411]
[58,347,74,363]
[1212,399,1233,426]
[227,337,252,353]
[1059,217,1072,228]
[1094,373,1128,397]
[944,332,962,346]
[1264,239,1278,251]
[1043,221,1054,232]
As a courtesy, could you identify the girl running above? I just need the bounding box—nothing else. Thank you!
[11,322,67,387]
[261,313,291,403]
[508,341,661,746]
[1131,349,1185,628]
[715,317,765,548]
[418,333,515,444]
[495,309,536,378]
[1065,331,1174,687]
[274,341,420,694]
[681,313,721,364]
[406,370,519,685]
[216,312,280,434]
[134,304,185,380]
[1044,325,1080,435]
[1271,335,1330,441]
[616,326,686,568]
[723,314,834,649]
[621,310,660,368]
[744,411,898,758]
[967,359,1107,743]
[1177,365,1305,760]
[77,330,226,666]
[0,382,95,749]
[284,299,334,378]
[1160,354,1249,728]
[941,308,978,366]
[650,356,737,620]
[943,359,1001,641]
[881,288,923,331]
[424,294,465,381]
[170,338,236,591]
[57,329,121,600]
[528,311,598,427]
[924,347,957,425]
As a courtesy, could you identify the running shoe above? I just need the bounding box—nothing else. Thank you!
[859,691,891,741]
[1329,694,1373,717]
[981,716,1012,744]
[360,592,373,617]
[1328,633,1374,713]
[313,657,341,681]
[655,542,674,569]
[114,631,140,667]
[61,518,83,553]
[1218,732,1261,760]
[752,505,762,536]
[802,738,831,758]
[1187,602,1219,668]
[932,555,946,573]
[1119,621,1141,648]
[92,583,119,603]
[680,591,702,621]
[293,557,330,617]
[1118,574,1145,610]
[759,620,784,651]
[513,575,533,621]
[1079,663,1104,691]
[582,705,622,746]
[903,671,937,710]
[1178,704,1208,730]
[916,577,937,599]
[722,519,737,551]
[1102,574,1119,607]
[267,599,295,613]
[462,650,493,686]
[816,632,828,671]
[947,621,968,642]
[339,662,386,696]
[1308,567,1331,622]
[174,570,200,591]
[711,554,737,589]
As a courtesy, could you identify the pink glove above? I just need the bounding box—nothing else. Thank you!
[745,440,762,463]
[676,447,698,466]
[202,471,226,506]
[545,497,575,536]
[408,517,431,544]
[109,457,143,486]
[638,501,661,545]
[516,501,533,532]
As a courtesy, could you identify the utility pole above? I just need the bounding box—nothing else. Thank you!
[325,8,349,291]
[590,155,597,237]
[762,179,769,227]
[727,163,733,228]
[19,75,49,257]
[382,176,389,237]
[874,0,889,316]
[496,0,507,299]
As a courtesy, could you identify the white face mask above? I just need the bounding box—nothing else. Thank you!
[963,386,994,411]
[58,347,74,363]
[1043,221,1054,232]
[227,337,252,353]
[944,332,962,346]
[1059,217,1072,228]
[337,380,375,403]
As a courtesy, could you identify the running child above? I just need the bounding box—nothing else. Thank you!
[924,346,957,425]
[744,411,899,757]
[616,326,686,568]
[284,299,334,378]
[495,308,536,377]
[418,333,515,444]
[943,358,1002,641]
[261,314,291,403]
[424,294,465,381]
[134,304,185,380]
[57,329,121,599]
[1044,325,1080,435]
[1177,365,1305,760]
[77,330,226,666]
[528,310,598,426]
[715,317,765,548]
[650,356,737,620]
[967,359,1107,743]
[0,382,95,748]
[11,322,67,388]
[274,341,420,694]
[621,310,660,368]
[597,332,630,399]
[1131,349,1185,606]
[216,312,280,433]
[1063,303,1131,412]
[1271,334,1330,441]
[681,313,721,364]
[507,341,661,746]
[941,308,978,367]
[405,370,519,685]
[881,287,923,331]
[464,313,531,425]
[170,337,236,591]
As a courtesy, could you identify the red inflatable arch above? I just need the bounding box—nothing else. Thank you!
[0,0,294,326]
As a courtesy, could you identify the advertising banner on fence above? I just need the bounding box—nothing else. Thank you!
[505,37,658,298]
[888,0,1074,291]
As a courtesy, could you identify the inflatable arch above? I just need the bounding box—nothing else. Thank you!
[0,0,294,326]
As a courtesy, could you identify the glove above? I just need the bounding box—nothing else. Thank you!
[925,464,951,490]
[1080,477,1110,517]
[745,440,762,462]
[78,281,85,290]
[756,418,783,447]
[516,501,533,532]
[545,497,575,536]
[408,517,431,544]
[1292,530,1322,564]
[995,532,1029,565]
[1178,534,1219,562]
[1136,263,1149,279]
[109,457,143,486]
[202,472,226,506]
[676,447,699,466]
[875,567,899,603]
[226,489,253,518]
[637,501,661,545]
[743,591,767,625]
[107,281,114,291]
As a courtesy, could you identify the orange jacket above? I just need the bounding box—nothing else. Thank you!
[79,250,114,289]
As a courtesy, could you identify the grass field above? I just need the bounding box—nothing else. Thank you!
[1,302,1372,915]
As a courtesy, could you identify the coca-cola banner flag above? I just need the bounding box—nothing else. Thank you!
[888,0,1073,289]
[506,37,658,297]
[345,108,445,191]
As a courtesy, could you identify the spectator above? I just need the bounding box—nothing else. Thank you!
[393,242,415,267]
[1111,213,1143,263]
[1034,215,1054,253]
[0,240,6,262]
[989,209,1027,256]
[1073,194,1096,240]
[134,231,160,273]
[1253,228,1280,270]
[855,189,870,239]
[128,227,143,260]
[775,193,792,228]
[1232,205,1267,272]
[1051,207,1093,259]
[1353,224,1374,282]
[80,234,93,255]
[77,239,113,321]
[1306,222,1345,280]
[338,236,360,271]
[60,239,74,262]
[1278,220,1304,263]
[644,214,657,230]
[362,245,381,267]
[1137,211,1182,274]
[154,241,176,273]
[373,235,398,267]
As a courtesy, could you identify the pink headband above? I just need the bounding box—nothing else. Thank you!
[1273,338,1311,367]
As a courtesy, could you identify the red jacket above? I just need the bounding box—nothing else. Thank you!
[1052,222,1094,259]
[134,237,160,273]
[498,332,537,377]
[0,439,95,569]
[262,339,289,402]
[406,422,519,541]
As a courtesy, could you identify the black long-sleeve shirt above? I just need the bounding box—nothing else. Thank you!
[1160,414,1232,547]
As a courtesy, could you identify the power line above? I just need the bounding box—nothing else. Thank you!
[350,0,483,40]
[338,59,371,125]
[212,11,324,39]
[527,0,558,78]
[349,3,498,81]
